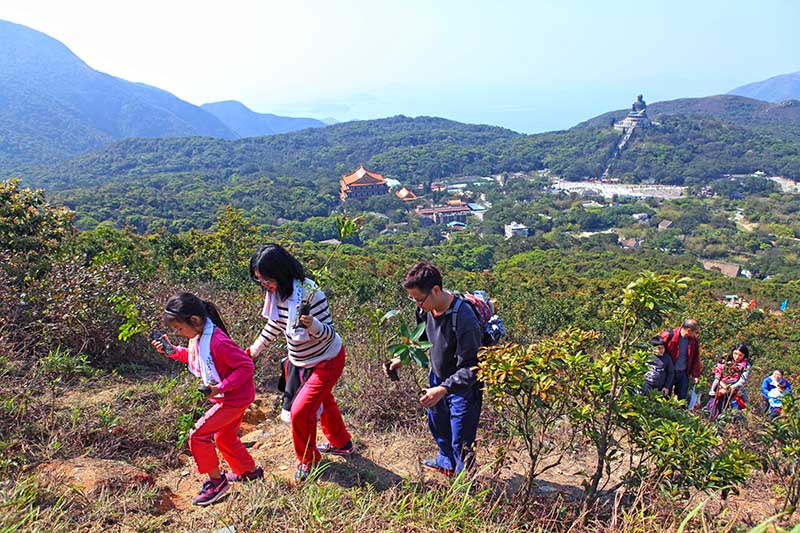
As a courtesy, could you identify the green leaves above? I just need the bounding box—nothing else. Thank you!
[388,322,430,368]
[109,294,148,342]
[618,271,690,332]
[335,214,362,242]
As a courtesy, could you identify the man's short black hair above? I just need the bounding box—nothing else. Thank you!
[403,261,443,293]
[682,318,699,332]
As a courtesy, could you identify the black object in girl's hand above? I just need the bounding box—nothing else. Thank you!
[295,301,312,329]
[198,386,212,396]
[384,360,400,381]
[150,330,175,355]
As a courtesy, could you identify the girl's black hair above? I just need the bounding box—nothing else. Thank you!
[164,292,229,336]
[249,243,305,301]
[733,343,749,360]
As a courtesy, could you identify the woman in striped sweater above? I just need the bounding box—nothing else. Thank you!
[247,244,353,482]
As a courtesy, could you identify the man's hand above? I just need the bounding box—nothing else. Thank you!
[693,377,700,385]
[419,386,447,408]
[383,357,402,379]
[299,314,313,328]
[662,387,669,396]
[208,384,221,397]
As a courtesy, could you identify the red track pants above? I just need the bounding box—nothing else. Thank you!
[290,346,352,466]
[189,402,256,476]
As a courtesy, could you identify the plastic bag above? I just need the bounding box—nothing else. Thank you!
[688,387,700,410]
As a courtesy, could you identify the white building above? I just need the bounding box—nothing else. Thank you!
[504,222,529,239]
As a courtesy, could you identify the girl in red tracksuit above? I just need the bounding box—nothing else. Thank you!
[151,292,262,506]
[247,244,353,483]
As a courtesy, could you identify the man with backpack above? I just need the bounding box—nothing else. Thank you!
[384,261,483,476]
[660,318,701,402]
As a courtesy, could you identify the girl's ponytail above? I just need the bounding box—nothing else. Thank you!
[203,299,229,336]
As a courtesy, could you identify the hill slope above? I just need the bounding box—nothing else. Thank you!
[574,95,800,132]
[0,19,237,169]
[728,71,800,102]
[201,100,326,137]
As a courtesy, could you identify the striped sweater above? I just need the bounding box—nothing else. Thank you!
[249,287,342,368]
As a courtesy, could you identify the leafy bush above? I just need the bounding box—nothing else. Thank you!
[765,393,800,515]
[627,394,755,497]
[479,331,594,493]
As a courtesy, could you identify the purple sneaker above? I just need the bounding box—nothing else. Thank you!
[226,466,264,483]
[317,441,354,456]
[191,476,230,506]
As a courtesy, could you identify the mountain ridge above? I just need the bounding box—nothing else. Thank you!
[0,19,333,171]
[200,100,326,137]
[728,71,800,102]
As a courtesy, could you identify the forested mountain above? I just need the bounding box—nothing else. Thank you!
[201,100,326,136]
[0,19,239,169]
[23,115,550,191]
[575,95,800,132]
[728,71,800,102]
[10,111,796,233]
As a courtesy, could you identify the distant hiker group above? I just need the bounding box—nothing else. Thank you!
[150,245,489,505]
[640,318,792,422]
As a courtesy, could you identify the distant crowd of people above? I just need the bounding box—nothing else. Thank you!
[641,318,791,420]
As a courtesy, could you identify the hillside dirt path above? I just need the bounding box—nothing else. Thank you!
[61,387,779,530]
[153,392,599,518]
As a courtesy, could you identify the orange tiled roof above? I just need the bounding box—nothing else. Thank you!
[396,187,417,201]
[341,165,386,186]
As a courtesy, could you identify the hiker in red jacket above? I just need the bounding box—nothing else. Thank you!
[660,318,701,402]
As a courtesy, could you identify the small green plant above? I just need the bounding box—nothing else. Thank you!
[366,308,401,360]
[626,393,756,498]
[176,412,196,449]
[37,347,98,421]
[298,214,363,324]
[109,294,148,342]
[306,214,362,289]
[388,322,432,368]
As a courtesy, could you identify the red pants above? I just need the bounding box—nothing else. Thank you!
[189,402,256,476]
[290,346,352,466]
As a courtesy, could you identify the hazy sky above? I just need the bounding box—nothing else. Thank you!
[2,0,798,133]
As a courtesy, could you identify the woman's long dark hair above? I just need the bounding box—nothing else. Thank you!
[164,292,229,336]
[249,243,305,301]
[733,343,750,361]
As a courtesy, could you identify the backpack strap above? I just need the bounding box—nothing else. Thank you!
[415,306,427,325]
[451,297,464,336]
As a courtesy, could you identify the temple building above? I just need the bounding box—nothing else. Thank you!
[395,187,418,202]
[339,166,389,201]
[416,205,471,225]
[614,94,652,132]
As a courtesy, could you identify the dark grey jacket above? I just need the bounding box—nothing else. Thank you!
[416,295,482,393]
[644,352,675,391]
